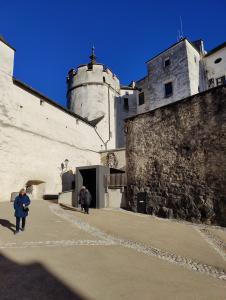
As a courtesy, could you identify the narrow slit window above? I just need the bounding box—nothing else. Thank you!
[123,98,129,110]
[138,92,145,105]
[164,82,173,97]
[164,58,170,68]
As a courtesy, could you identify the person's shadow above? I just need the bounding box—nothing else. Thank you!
[0,219,16,233]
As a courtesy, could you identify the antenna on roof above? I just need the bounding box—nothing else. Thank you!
[177,16,184,41]
[180,16,184,38]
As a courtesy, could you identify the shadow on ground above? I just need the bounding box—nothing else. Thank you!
[0,219,16,233]
[0,252,87,300]
[59,204,82,213]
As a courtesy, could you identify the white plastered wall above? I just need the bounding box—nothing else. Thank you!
[68,64,120,150]
[204,47,226,87]
[185,40,201,95]
[0,41,102,202]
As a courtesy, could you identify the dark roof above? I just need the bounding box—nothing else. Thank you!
[13,78,94,127]
[0,35,16,51]
[191,39,204,53]
[205,41,226,57]
[125,84,226,122]
[78,62,104,68]
[89,115,104,126]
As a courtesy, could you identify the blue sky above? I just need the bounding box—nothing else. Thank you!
[0,0,225,106]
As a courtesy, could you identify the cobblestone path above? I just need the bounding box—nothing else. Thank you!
[50,204,226,281]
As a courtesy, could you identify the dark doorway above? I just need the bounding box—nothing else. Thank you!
[80,169,96,208]
[76,165,110,209]
[137,192,147,214]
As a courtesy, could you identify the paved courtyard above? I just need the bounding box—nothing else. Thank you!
[0,200,226,300]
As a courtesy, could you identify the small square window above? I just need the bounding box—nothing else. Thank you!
[138,92,145,105]
[164,58,170,68]
[216,76,225,86]
[164,82,173,97]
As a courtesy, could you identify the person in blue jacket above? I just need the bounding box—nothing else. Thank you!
[14,188,31,234]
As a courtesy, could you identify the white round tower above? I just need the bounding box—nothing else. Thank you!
[66,48,120,149]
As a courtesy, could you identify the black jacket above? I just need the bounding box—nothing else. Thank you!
[79,189,92,206]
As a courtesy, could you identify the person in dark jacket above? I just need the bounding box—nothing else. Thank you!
[79,186,86,212]
[79,186,92,214]
[14,188,31,234]
[84,188,92,214]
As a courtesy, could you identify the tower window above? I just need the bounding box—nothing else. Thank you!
[164,82,173,97]
[87,63,93,70]
[123,98,129,110]
[164,58,171,68]
[138,92,145,105]
[216,76,225,86]
[103,76,106,83]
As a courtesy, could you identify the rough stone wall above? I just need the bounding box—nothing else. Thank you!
[126,85,226,226]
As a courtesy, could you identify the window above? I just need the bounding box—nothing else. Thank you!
[103,76,106,83]
[164,58,170,68]
[214,58,222,64]
[138,92,145,105]
[164,82,173,97]
[123,98,129,110]
[194,56,197,63]
[216,76,226,86]
[87,63,93,70]
[208,78,214,88]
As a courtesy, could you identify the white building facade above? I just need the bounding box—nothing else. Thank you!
[0,36,225,202]
[0,38,103,202]
[136,39,226,114]
[203,42,226,89]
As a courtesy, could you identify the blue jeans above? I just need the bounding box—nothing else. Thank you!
[16,217,26,231]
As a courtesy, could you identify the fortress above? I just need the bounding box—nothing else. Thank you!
[0,36,225,208]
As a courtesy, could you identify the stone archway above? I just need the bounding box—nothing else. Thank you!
[25,180,46,200]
